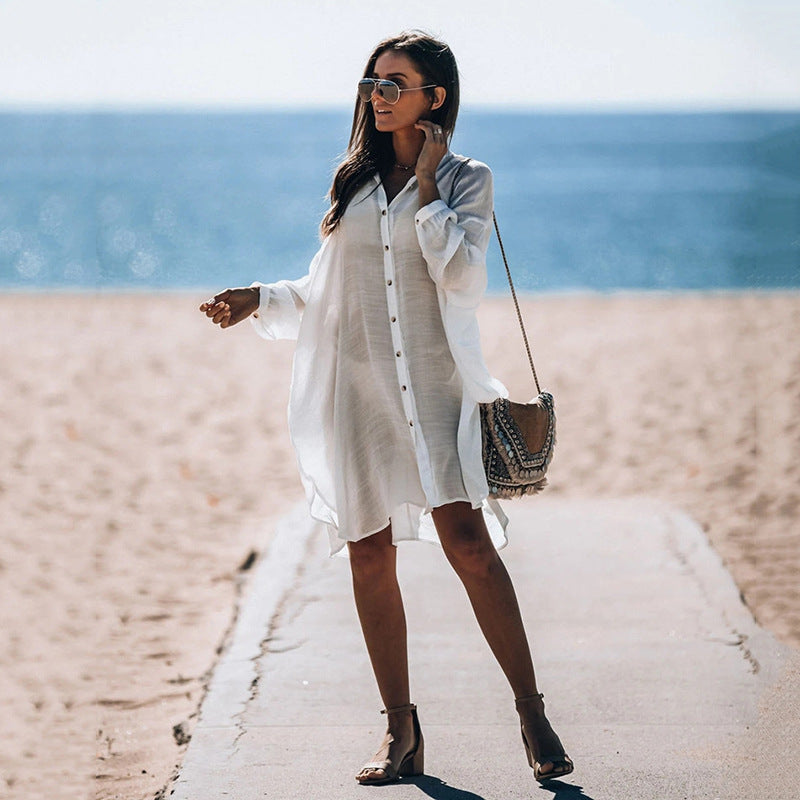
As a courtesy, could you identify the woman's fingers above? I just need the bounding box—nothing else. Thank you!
[415,120,445,143]
[201,300,224,318]
[199,289,231,313]
[211,304,230,324]
[414,121,447,178]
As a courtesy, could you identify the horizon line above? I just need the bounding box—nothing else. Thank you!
[1,101,799,115]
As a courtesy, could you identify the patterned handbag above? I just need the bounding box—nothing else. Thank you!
[480,213,556,499]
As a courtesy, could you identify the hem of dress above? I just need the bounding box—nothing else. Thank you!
[323,496,508,559]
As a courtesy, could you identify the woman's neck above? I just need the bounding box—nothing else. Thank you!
[392,128,425,169]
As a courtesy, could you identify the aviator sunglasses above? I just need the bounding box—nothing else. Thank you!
[358,78,437,105]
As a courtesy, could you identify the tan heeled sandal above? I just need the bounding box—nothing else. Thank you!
[355,703,425,785]
[515,693,574,782]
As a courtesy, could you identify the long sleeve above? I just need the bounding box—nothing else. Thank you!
[248,238,329,341]
[413,160,494,308]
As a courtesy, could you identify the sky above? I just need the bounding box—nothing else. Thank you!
[1,0,799,110]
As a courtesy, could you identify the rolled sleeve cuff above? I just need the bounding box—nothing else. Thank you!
[415,199,466,287]
[248,281,274,339]
[414,198,455,227]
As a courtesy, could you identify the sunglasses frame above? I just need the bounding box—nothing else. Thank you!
[358,78,438,105]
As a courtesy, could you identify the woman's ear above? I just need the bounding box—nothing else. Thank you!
[430,86,446,111]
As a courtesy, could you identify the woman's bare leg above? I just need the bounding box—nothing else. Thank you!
[431,502,537,695]
[348,525,416,781]
[431,501,569,776]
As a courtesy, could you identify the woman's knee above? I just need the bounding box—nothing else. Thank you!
[434,505,499,577]
[347,526,396,582]
[443,531,499,577]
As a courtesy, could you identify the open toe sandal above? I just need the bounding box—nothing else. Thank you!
[515,693,574,783]
[356,703,424,785]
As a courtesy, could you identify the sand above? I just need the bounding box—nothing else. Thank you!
[0,291,797,799]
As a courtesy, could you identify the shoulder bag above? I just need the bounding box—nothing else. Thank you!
[449,157,556,499]
[480,211,555,498]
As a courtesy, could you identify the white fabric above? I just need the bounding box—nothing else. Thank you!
[250,152,509,557]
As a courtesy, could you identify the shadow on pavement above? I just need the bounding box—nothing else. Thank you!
[405,775,595,800]
[536,779,596,799]
[406,774,487,799]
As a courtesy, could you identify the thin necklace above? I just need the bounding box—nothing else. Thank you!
[393,161,416,171]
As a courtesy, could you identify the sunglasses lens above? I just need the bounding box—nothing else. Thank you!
[377,80,400,104]
[357,79,403,104]
[357,80,375,103]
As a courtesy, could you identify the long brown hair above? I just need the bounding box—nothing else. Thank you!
[320,31,460,237]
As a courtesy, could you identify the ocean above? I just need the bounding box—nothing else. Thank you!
[0,110,798,292]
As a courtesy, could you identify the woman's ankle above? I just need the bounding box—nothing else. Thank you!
[515,692,547,717]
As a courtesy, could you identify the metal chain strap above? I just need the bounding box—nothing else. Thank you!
[492,212,541,395]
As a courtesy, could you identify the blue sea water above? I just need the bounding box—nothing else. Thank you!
[0,110,798,292]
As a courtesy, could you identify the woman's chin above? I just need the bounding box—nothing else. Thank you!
[373,112,394,129]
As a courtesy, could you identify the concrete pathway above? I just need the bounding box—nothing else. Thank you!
[170,497,791,799]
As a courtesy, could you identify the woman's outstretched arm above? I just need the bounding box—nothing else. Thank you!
[199,236,328,340]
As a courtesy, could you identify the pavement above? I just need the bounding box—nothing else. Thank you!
[169,497,793,800]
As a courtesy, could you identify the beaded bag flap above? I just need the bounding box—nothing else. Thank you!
[480,393,556,499]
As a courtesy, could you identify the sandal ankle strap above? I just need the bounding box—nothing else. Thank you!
[381,703,417,715]
[514,692,544,708]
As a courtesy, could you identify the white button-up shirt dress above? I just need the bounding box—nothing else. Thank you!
[251,152,510,557]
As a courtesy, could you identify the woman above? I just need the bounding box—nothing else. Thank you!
[199,30,573,786]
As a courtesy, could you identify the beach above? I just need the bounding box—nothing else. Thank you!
[1,291,797,799]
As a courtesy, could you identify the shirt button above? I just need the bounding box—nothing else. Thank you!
[396,351,401,357]
[387,279,392,286]
[384,245,389,251]
[390,316,396,322]
[401,385,407,391]
[381,210,387,216]
[409,420,414,427]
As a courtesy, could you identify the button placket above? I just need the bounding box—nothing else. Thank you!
[382,204,417,435]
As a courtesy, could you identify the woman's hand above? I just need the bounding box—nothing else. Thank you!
[199,287,260,328]
[414,120,447,179]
